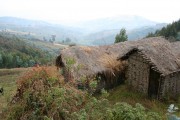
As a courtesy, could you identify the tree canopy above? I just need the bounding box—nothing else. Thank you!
[114,28,128,43]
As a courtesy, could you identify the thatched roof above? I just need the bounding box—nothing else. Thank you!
[56,45,124,81]
[171,41,180,58]
[56,40,137,81]
[120,37,180,75]
[56,37,180,80]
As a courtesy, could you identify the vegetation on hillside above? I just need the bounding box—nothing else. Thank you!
[1,66,162,120]
[146,19,180,41]
[0,33,54,68]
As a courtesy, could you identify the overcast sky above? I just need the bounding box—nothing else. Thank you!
[0,0,179,23]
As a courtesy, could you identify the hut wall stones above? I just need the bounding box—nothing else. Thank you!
[160,72,180,99]
[124,50,180,99]
[126,52,150,94]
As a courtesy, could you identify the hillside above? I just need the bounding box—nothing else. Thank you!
[0,17,83,43]
[146,19,180,41]
[0,33,62,68]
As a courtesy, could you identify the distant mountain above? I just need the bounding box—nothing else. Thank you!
[0,17,83,42]
[82,23,167,45]
[0,17,50,26]
[0,16,166,45]
[71,15,158,33]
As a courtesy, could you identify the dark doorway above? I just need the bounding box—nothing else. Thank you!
[96,72,125,90]
[148,68,160,98]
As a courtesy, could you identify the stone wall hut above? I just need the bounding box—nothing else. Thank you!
[119,37,180,99]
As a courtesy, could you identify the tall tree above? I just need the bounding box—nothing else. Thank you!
[114,28,128,43]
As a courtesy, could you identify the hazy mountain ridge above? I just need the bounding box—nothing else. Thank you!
[71,15,158,33]
[0,16,167,45]
[0,16,51,26]
[0,17,83,42]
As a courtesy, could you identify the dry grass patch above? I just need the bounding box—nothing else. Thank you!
[80,46,92,54]
[98,53,127,75]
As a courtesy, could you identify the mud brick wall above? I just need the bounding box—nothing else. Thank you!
[126,52,150,94]
[160,72,180,99]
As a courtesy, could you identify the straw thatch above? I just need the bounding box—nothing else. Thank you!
[56,45,127,87]
[171,41,180,58]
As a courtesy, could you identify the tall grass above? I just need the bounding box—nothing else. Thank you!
[107,85,171,119]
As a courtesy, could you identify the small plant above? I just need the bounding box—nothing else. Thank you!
[65,57,76,69]
[89,80,98,95]
[89,80,97,90]
[101,88,109,98]
[76,64,84,71]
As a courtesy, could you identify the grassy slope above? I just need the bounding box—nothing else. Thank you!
[107,85,180,119]
[0,68,30,114]
[28,40,68,56]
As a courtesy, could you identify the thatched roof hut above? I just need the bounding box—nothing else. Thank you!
[119,37,180,99]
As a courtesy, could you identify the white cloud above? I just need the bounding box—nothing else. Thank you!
[0,0,179,23]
